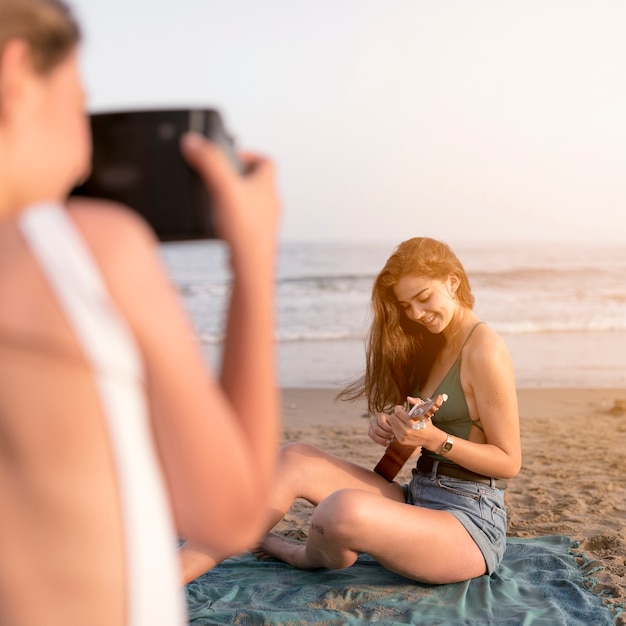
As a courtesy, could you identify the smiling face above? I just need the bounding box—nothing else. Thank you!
[393,273,461,334]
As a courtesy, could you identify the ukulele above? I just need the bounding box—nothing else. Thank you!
[373,394,448,481]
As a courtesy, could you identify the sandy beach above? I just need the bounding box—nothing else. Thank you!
[275,387,626,623]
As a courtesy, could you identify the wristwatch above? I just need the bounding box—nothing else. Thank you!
[440,434,454,455]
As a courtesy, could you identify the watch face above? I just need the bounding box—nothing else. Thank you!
[442,437,453,452]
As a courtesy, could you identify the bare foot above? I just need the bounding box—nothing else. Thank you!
[252,532,318,570]
[250,543,276,561]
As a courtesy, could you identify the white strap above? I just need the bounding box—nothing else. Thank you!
[20,203,185,626]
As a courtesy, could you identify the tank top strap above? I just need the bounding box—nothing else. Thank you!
[459,321,483,351]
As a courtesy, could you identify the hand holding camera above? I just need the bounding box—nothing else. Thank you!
[73,108,279,245]
[180,132,280,261]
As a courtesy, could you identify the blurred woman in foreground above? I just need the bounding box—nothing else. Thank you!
[0,1,281,624]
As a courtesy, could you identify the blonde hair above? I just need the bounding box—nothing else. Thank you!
[0,0,80,75]
[340,237,474,414]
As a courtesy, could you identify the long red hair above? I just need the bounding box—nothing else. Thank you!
[339,237,474,414]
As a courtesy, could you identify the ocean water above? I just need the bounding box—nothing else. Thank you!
[160,240,626,389]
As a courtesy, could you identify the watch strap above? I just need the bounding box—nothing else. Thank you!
[440,434,454,455]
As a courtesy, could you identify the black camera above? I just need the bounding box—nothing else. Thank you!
[72,108,242,241]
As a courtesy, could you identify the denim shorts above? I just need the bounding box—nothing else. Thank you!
[403,462,507,575]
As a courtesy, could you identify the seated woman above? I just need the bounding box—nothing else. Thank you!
[180,236,521,585]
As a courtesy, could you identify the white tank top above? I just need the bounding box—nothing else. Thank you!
[20,202,186,626]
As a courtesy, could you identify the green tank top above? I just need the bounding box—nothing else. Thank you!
[413,322,483,464]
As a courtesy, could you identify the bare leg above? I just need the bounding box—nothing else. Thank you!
[258,486,487,584]
[254,533,318,568]
[262,442,406,529]
[181,441,398,583]
[184,442,486,584]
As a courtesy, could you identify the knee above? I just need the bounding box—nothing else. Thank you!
[280,441,315,461]
[313,489,371,539]
[279,441,317,471]
[279,441,335,477]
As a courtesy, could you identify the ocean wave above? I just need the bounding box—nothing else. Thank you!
[177,274,375,297]
[197,320,626,346]
[178,282,230,297]
[197,333,224,345]
[276,330,363,343]
[470,265,623,288]
[493,317,626,334]
[198,330,363,345]
[175,266,626,299]
[278,265,618,286]
[279,273,375,285]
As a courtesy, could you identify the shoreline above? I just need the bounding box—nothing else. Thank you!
[277,387,626,622]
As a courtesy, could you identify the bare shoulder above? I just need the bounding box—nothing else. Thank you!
[63,198,169,321]
[65,198,159,273]
[66,197,156,251]
[465,322,513,370]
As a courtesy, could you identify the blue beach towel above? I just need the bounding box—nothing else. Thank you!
[185,536,618,625]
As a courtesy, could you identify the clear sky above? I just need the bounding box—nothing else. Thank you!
[70,0,626,243]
